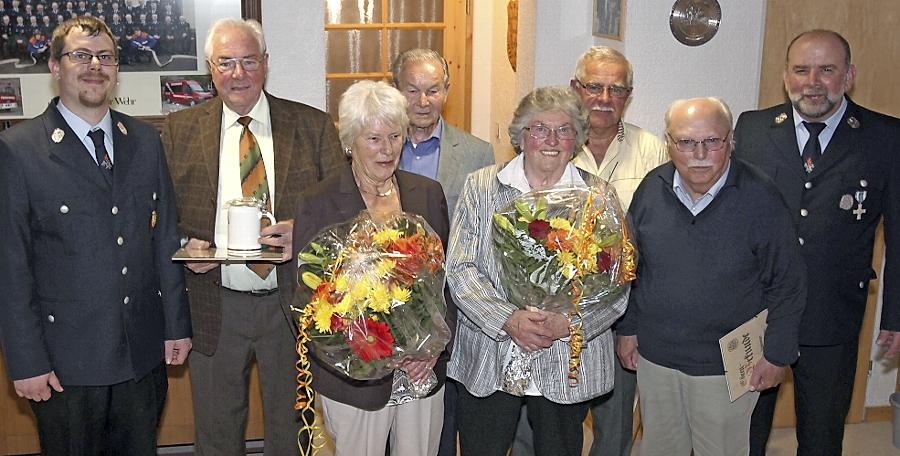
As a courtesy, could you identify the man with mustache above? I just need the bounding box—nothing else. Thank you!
[620,97,805,456]
[734,30,900,455]
[0,16,191,454]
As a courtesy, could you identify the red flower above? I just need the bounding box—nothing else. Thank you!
[330,313,346,332]
[346,318,395,362]
[528,219,551,240]
[597,251,613,273]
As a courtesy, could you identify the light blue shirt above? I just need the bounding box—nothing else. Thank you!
[673,160,731,215]
[56,100,114,165]
[792,96,847,155]
[399,119,443,180]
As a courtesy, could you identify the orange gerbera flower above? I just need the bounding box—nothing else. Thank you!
[545,229,573,251]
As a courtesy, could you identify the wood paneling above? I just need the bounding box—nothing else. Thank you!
[760,0,899,427]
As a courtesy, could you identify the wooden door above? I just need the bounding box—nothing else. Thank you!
[324,0,473,130]
[759,0,900,427]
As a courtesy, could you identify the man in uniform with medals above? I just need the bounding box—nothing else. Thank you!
[734,29,900,456]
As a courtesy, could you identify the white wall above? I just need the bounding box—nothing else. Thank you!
[531,0,766,136]
[262,1,327,110]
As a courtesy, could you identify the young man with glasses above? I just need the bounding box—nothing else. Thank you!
[0,16,192,454]
[617,97,805,455]
[162,17,344,455]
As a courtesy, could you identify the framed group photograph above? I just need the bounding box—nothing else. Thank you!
[593,0,626,40]
[0,0,241,118]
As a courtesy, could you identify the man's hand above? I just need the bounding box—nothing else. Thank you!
[14,371,63,402]
[749,357,786,392]
[184,238,218,273]
[534,308,570,340]
[616,335,639,370]
[260,219,293,263]
[876,330,900,357]
[503,309,554,352]
[165,338,193,365]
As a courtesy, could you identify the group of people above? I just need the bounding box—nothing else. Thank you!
[0,12,897,456]
[0,0,193,64]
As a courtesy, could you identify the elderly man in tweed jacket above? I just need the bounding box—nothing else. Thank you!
[162,18,344,455]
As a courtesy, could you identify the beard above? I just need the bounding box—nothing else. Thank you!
[788,90,842,120]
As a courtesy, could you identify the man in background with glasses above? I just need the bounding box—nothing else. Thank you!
[617,97,805,455]
[0,16,192,454]
[735,30,900,456]
[162,17,344,455]
[513,46,667,456]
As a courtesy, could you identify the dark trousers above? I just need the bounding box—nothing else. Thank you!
[457,385,589,456]
[749,341,858,456]
[189,289,299,456]
[30,362,168,456]
[437,378,460,456]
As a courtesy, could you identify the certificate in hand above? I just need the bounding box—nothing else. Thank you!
[719,309,768,402]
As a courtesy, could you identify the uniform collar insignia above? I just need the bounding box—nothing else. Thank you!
[117,121,127,135]
[774,112,787,125]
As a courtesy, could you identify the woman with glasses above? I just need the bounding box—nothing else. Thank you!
[445,86,626,456]
[292,80,451,455]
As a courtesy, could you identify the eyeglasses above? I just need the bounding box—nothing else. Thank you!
[61,50,118,66]
[667,133,730,153]
[524,124,577,141]
[573,79,631,98]
[211,57,262,73]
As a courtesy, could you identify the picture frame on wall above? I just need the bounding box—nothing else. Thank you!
[0,0,242,119]
[593,0,626,40]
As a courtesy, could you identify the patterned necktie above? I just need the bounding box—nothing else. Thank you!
[88,128,113,173]
[237,116,274,279]
[801,121,826,174]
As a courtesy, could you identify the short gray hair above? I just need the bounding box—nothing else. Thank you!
[338,80,410,149]
[574,46,633,87]
[391,48,450,89]
[664,97,734,134]
[508,86,589,154]
[204,18,266,58]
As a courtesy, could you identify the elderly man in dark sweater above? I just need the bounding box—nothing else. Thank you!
[617,97,806,456]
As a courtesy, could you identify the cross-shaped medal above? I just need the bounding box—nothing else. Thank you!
[853,203,867,220]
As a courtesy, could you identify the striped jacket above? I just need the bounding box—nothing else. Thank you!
[446,163,628,404]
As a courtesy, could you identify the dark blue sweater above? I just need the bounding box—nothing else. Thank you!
[618,158,807,376]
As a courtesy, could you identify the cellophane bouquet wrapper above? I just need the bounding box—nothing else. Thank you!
[491,184,636,394]
[295,211,450,388]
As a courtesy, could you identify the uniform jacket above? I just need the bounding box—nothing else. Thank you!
[446,164,628,404]
[437,122,494,218]
[734,99,900,345]
[292,166,450,411]
[162,94,345,355]
[0,99,191,385]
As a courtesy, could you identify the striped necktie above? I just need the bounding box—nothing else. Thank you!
[237,116,274,279]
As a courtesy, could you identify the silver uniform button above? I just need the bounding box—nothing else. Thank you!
[804,182,812,189]
[152,192,158,200]
[111,206,118,215]
[123,296,130,304]
[60,205,69,214]
[798,237,805,245]
[47,314,55,323]
[860,179,868,188]
[117,236,124,246]
[800,209,808,217]
[859,281,866,289]
[121,266,128,275]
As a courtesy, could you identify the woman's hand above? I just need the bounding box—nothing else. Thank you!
[400,356,438,382]
[503,308,556,352]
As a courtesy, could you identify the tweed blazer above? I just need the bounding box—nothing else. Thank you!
[162,93,345,355]
[734,99,900,345]
[292,166,450,411]
[437,122,494,219]
[0,100,191,385]
[446,163,628,404]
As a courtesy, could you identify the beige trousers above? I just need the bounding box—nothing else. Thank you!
[637,357,759,456]
[319,386,445,456]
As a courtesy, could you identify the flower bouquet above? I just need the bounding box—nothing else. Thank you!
[294,210,450,407]
[492,184,636,394]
